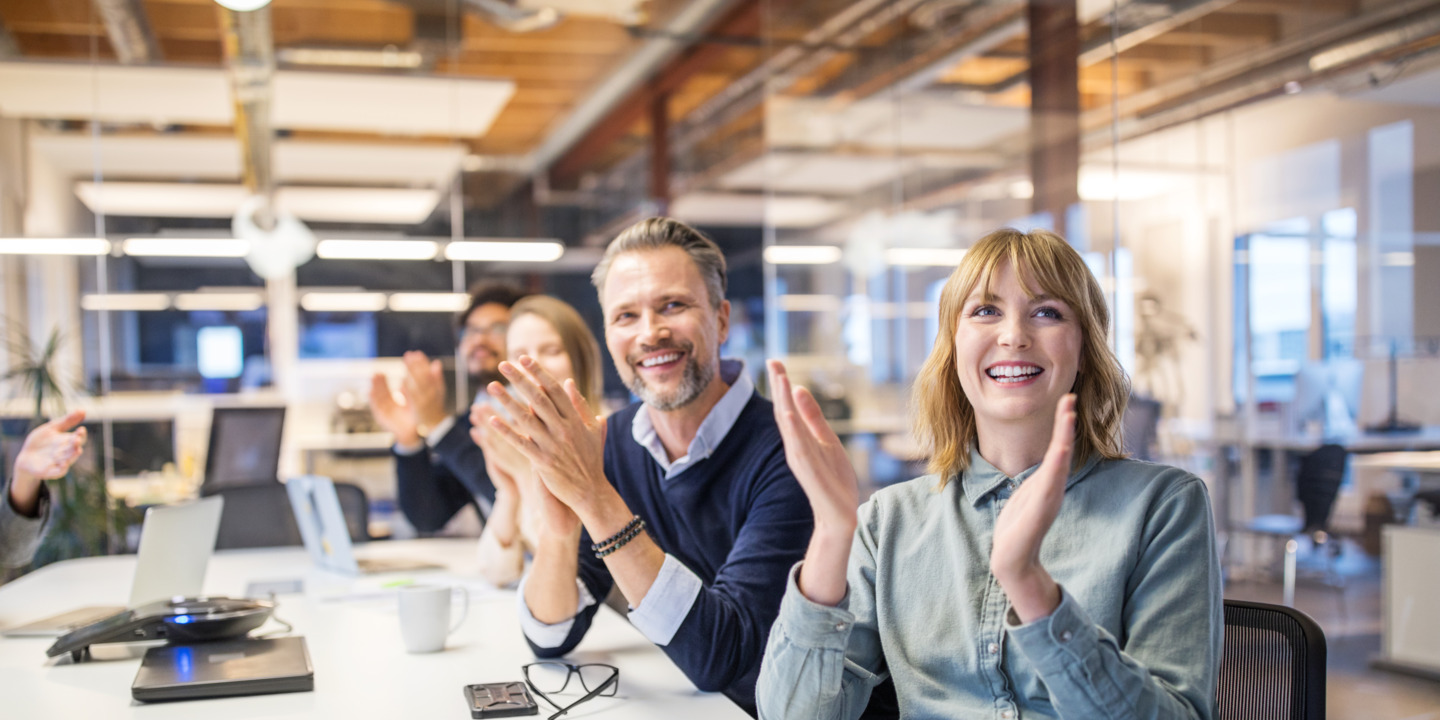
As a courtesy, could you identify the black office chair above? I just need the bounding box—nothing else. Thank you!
[1217,599,1327,720]
[1243,444,1348,603]
[203,482,370,550]
[1123,394,1164,461]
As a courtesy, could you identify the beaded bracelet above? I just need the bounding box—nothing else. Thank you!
[593,518,646,558]
[590,515,643,554]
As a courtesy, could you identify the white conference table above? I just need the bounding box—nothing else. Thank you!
[0,539,749,720]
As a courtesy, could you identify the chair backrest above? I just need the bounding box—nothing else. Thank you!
[1123,395,1163,461]
[1218,599,1327,720]
[1296,444,1347,533]
[204,482,369,550]
[332,482,371,546]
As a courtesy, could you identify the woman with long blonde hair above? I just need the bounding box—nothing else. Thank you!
[469,294,604,587]
[757,229,1221,719]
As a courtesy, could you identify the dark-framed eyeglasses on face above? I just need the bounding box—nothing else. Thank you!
[521,662,619,720]
[460,323,509,342]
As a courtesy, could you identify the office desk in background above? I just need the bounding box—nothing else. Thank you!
[1223,426,1440,529]
[0,539,748,720]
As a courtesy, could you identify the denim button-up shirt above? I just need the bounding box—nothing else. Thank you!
[757,450,1222,720]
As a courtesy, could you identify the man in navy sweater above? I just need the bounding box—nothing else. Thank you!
[484,218,812,715]
[369,282,523,532]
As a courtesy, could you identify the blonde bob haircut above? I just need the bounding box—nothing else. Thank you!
[912,228,1130,485]
[509,295,605,416]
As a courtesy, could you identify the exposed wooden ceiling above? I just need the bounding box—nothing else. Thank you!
[1,0,1432,225]
[0,0,699,157]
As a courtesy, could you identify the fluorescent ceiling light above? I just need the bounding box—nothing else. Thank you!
[214,0,272,10]
[388,293,469,313]
[315,239,439,261]
[122,238,250,257]
[444,240,564,262]
[0,62,513,137]
[887,248,967,267]
[280,187,440,224]
[74,182,441,225]
[80,293,171,311]
[764,245,843,265]
[0,237,111,255]
[300,292,389,312]
[778,294,843,312]
[173,292,265,312]
[278,47,424,69]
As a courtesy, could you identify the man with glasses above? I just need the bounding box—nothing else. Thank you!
[484,218,812,715]
[369,282,524,533]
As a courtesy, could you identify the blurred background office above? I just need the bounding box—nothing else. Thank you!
[0,0,1438,714]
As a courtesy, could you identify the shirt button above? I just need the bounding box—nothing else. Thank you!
[987,642,1000,654]
[835,623,846,631]
[1060,630,1073,642]
[1001,710,1014,719]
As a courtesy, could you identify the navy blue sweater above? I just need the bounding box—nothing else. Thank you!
[528,393,813,716]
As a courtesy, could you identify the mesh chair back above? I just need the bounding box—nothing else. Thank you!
[204,482,369,550]
[332,482,371,545]
[1217,599,1327,720]
[1296,444,1346,533]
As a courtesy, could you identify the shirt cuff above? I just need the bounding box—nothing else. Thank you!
[1004,585,1099,672]
[516,574,597,649]
[773,561,855,651]
[425,416,457,447]
[627,554,704,646]
[393,440,425,455]
[393,414,456,455]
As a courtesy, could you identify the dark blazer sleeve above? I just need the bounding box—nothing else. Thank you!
[394,412,497,533]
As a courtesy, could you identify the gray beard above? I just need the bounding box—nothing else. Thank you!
[628,353,713,412]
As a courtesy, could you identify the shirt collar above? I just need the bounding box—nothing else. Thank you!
[960,446,1103,507]
[631,358,754,480]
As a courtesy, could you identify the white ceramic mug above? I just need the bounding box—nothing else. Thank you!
[398,584,469,653]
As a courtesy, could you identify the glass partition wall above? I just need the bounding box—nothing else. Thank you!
[754,0,1440,538]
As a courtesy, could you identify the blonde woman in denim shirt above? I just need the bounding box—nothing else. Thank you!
[758,228,1221,720]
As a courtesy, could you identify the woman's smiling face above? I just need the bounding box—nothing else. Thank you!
[953,259,1083,435]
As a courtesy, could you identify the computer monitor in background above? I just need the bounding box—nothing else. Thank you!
[79,419,178,478]
[1292,359,1363,435]
[202,406,285,491]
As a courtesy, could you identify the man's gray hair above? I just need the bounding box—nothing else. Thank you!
[591,217,727,309]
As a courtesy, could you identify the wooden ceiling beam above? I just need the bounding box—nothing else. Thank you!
[547,0,761,184]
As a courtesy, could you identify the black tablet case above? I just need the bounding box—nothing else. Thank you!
[132,636,314,702]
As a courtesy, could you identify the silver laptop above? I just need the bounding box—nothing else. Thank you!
[2,496,225,637]
[285,475,439,575]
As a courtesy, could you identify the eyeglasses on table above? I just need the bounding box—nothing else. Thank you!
[521,661,619,720]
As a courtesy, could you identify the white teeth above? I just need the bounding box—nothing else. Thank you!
[640,353,680,368]
[986,365,1041,381]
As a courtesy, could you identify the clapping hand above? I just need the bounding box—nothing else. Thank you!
[11,410,88,516]
[767,360,858,606]
[368,374,420,446]
[471,404,526,497]
[482,357,607,524]
[990,393,1076,623]
[400,351,448,431]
